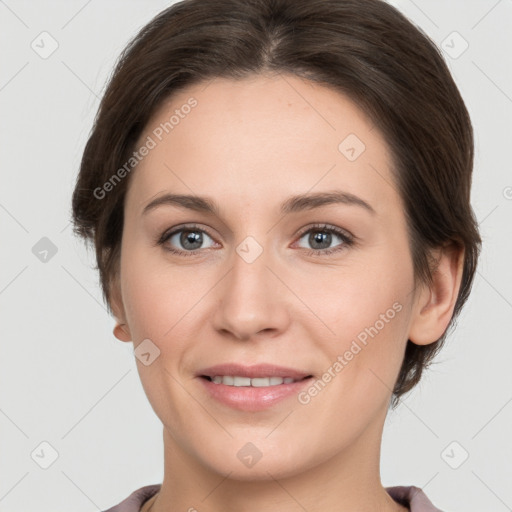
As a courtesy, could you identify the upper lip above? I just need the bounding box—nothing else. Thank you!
[197,363,312,380]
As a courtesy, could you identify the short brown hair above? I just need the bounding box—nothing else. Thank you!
[71,0,482,408]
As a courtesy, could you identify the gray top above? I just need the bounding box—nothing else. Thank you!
[102,484,444,511]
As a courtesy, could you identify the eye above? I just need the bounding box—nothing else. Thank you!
[158,224,217,256]
[294,224,354,256]
[156,222,355,258]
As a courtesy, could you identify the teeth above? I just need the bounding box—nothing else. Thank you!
[234,376,251,386]
[210,376,299,387]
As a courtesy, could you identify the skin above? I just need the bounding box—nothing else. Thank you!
[111,73,464,512]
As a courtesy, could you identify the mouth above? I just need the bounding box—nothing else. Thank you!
[200,375,312,387]
[196,363,314,411]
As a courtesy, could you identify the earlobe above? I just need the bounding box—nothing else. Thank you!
[109,275,133,343]
[113,322,132,342]
[408,243,465,346]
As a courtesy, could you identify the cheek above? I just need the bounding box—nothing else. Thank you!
[294,247,413,380]
[120,240,176,342]
[119,251,205,420]
[120,245,213,354]
[295,273,411,432]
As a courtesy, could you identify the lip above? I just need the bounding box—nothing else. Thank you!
[196,363,313,412]
[197,363,312,380]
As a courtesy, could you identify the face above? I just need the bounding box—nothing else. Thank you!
[113,73,423,480]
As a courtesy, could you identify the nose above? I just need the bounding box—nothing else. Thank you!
[212,242,291,342]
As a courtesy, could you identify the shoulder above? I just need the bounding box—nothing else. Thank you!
[101,484,162,512]
[386,485,445,511]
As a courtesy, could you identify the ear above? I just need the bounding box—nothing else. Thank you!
[408,242,465,346]
[109,274,133,343]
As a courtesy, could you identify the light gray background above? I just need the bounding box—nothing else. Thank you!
[1,1,511,511]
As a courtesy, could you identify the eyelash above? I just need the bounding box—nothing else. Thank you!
[156,223,355,258]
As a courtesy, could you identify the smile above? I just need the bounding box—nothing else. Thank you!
[206,376,305,386]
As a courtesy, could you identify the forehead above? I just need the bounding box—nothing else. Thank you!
[128,73,399,216]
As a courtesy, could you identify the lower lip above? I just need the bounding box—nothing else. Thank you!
[198,377,313,412]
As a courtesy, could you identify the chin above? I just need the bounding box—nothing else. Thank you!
[195,438,317,482]
[210,457,304,482]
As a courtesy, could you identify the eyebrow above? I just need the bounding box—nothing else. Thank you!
[142,190,376,217]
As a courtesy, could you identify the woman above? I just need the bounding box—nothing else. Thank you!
[71,0,482,510]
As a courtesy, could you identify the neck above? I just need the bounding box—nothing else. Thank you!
[149,405,407,512]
